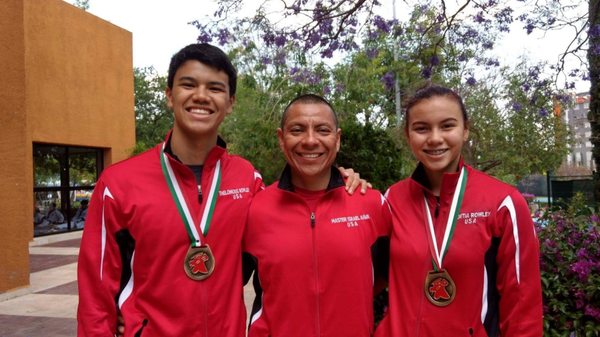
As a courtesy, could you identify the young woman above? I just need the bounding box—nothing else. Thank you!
[376,85,543,337]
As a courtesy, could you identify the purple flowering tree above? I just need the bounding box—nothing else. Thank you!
[196,0,599,201]
[193,0,577,186]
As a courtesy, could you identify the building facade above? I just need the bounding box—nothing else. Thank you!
[566,93,595,172]
[0,0,134,293]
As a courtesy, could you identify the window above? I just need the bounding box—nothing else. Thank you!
[33,144,103,236]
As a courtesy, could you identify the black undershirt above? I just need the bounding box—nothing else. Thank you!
[188,165,203,202]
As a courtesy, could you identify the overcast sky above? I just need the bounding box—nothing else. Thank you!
[68,0,589,92]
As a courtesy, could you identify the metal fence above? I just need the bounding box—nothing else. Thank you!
[517,174,594,206]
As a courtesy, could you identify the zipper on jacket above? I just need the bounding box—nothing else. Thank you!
[310,211,321,336]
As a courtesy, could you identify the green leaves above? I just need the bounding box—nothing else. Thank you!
[133,67,172,155]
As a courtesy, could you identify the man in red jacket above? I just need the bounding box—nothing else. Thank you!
[243,94,391,337]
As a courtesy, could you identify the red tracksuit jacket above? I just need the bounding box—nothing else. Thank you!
[244,166,391,337]
[77,134,263,337]
[376,162,543,337]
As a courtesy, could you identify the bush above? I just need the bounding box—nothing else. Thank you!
[537,193,600,336]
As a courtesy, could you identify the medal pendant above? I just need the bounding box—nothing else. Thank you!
[184,245,215,281]
[424,269,456,307]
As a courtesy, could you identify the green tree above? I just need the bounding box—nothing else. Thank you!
[71,0,90,10]
[336,119,408,190]
[464,64,570,184]
[133,67,172,155]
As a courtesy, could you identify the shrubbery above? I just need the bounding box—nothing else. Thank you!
[536,193,600,336]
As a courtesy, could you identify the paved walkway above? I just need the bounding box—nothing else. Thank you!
[0,231,255,336]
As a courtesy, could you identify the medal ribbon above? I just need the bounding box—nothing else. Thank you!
[160,142,222,248]
[423,167,467,271]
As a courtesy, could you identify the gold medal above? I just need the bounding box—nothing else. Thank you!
[161,144,222,282]
[421,167,467,308]
[424,269,456,306]
[184,245,215,281]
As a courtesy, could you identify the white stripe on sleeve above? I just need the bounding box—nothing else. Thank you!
[498,196,520,284]
[100,186,114,280]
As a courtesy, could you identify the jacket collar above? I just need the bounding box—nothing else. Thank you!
[277,164,345,192]
[162,130,227,168]
[410,157,466,196]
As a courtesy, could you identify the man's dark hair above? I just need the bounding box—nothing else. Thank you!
[404,84,468,129]
[167,43,237,97]
[281,94,338,129]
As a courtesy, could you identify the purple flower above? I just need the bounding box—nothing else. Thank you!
[522,192,535,200]
[321,47,334,58]
[367,30,380,40]
[274,35,287,47]
[474,12,486,23]
[584,305,600,320]
[290,3,301,14]
[485,59,500,67]
[525,23,535,34]
[261,56,272,65]
[539,108,548,117]
[576,248,588,259]
[198,32,213,43]
[512,102,522,112]
[373,15,391,34]
[273,52,286,67]
[381,71,395,91]
[582,72,591,81]
[430,55,440,66]
[466,77,477,86]
[588,24,600,38]
[366,48,379,60]
[555,93,572,105]
[464,28,479,39]
[263,31,276,46]
[570,260,592,281]
[421,67,432,79]
[544,238,557,249]
[482,41,494,50]
[217,29,231,45]
[306,32,320,49]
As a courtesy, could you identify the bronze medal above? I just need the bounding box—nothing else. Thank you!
[184,245,215,281]
[424,269,456,306]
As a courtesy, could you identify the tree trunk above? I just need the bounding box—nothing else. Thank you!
[588,0,600,206]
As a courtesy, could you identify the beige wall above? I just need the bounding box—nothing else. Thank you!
[0,0,135,293]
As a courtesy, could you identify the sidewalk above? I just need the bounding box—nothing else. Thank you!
[0,231,81,337]
[0,231,255,336]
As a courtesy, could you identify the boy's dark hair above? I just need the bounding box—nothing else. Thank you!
[281,94,338,129]
[404,84,468,128]
[167,43,237,97]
